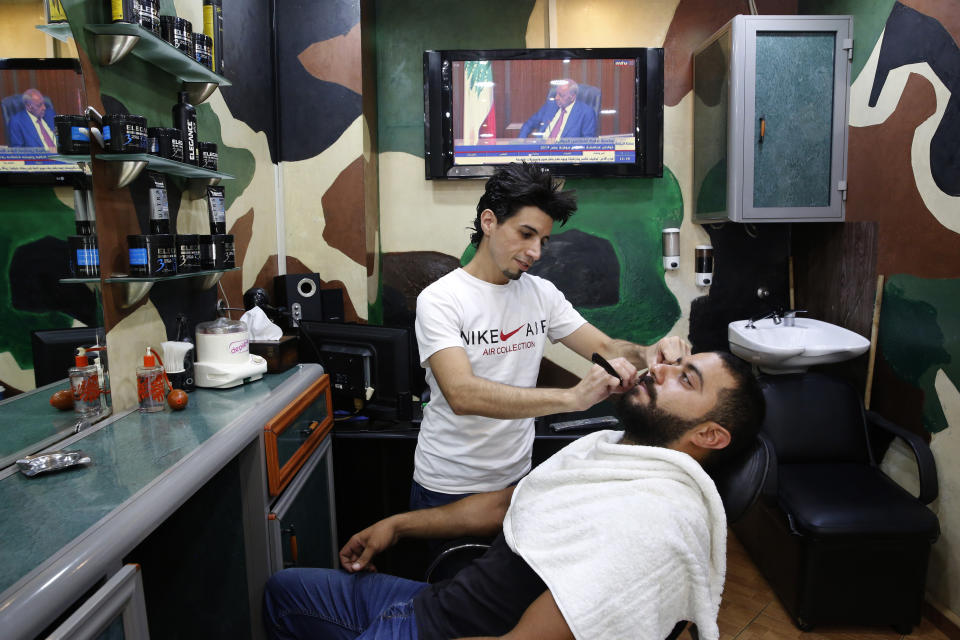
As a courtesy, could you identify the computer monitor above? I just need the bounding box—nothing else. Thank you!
[31,327,105,387]
[298,321,417,421]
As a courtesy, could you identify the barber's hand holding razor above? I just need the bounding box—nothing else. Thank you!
[571,356,637,411]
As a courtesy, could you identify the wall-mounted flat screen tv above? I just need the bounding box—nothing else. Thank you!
[424,48,663,179]
[0,58,88,186]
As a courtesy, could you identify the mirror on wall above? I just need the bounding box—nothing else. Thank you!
[0,0,107,465]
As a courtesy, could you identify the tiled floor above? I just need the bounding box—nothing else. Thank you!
[691,532,951,640]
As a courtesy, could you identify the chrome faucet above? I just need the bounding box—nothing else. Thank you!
[745,308,782,329]
[782,309,807,327]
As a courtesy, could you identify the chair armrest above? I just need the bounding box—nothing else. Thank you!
[866,410,938,505]
[425,539,492,583]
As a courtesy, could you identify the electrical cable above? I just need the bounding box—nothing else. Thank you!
[217,281,232,318]
[296,322,324,364]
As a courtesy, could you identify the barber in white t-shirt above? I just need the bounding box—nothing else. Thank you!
[412,162,688,510]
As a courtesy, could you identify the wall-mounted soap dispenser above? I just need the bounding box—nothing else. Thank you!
[662,228,680,270]
[695,245,714,287]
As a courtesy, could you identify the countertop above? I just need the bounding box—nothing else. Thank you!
[0,364,324,638]
[0,378,84,469]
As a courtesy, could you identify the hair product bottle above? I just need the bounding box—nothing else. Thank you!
[147,171,171,234]
[206,185,226,234]
[72,186,93,235]
[136,348,166,413]
[172,91,198,165]
[111,0,137,23]
[203,0,224,74]
[69,347,101,417]
[46,0,67,23]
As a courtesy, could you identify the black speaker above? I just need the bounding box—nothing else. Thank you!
[321,288,344,323]
[274,273,323,321]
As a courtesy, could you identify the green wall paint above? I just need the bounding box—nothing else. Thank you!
[799,0,896,82]
[0,189,79,369]
[461,170,684,346]
[565,172,684,344]
[880,274,960,433]
[697,159,726,215]
[374,0,536,156]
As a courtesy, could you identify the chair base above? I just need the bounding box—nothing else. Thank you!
[734,501,932,632]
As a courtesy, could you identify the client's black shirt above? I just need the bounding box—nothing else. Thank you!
[413,533,547,638]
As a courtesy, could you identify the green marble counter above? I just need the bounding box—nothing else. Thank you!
[0,379,84,469]
[0,364,324,639]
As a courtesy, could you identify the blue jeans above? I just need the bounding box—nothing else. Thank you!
[263,568,428,639]
[408,480,473,512]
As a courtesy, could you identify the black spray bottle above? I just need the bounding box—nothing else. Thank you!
[172,91,198,165]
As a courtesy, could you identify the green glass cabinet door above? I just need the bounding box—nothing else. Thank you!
[753,31,836,208]
[742,16,851,221]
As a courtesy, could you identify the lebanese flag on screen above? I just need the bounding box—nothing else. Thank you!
[463,61,496,145]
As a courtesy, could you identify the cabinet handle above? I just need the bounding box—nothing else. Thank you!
[282,524,299,567]
[298,421,320,442]
[759,117,766,144]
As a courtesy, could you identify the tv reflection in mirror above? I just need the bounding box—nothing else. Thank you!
[0,58,89,186]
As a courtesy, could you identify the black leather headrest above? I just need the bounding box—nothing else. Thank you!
[759,372,869,464]
[709,434,774,524]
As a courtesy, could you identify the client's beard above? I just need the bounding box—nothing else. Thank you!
[613,376,699,447]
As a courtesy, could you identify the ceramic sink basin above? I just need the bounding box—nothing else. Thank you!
[728,317,870,374]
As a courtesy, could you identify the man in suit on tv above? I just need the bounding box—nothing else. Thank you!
[518,79,597,140]
[7,89,57,150]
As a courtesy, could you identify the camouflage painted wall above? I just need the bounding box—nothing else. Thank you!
[804,0,960,618]
[374,0,795,379]
[275,0,372,325]
[0,187,99,396]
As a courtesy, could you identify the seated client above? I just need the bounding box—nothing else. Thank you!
[263,350,765,640]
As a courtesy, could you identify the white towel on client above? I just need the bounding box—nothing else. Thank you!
[503,430,727,640]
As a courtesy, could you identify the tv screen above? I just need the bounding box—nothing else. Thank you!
[0,58,89,186]
[424,48,663,179]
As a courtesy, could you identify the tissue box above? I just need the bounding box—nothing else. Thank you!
[249,336,299,373]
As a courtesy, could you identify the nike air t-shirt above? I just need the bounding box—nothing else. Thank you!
[414,268,586,492]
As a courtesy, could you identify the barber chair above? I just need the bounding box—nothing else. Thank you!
[426,434,775,639]
[733,372,939,633]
